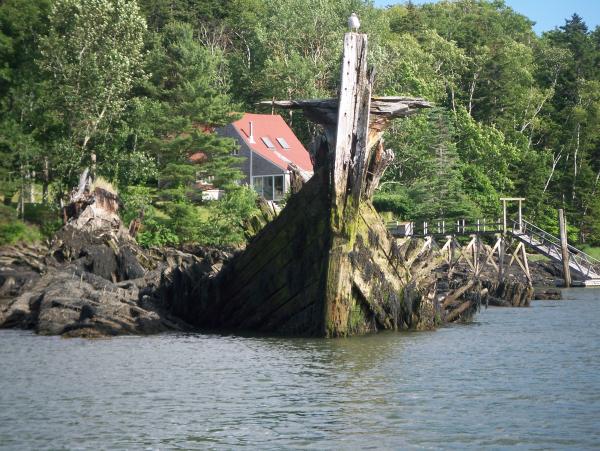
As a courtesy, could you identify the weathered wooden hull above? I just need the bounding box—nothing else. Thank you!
[168,167,444,337]
[168,32,481,337]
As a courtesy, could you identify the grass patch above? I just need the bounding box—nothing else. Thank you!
[527,253,550,262]
[91,176,118,194]
[0,221,43,245]
[0,203,57,245]
[580,245,600,260]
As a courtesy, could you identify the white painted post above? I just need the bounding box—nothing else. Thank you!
[518,199,523,232]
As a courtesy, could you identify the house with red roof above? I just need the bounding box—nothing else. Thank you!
[217,113,314,202]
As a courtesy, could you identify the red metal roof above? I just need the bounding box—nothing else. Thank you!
[231,113,313,173]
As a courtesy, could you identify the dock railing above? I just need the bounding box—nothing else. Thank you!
[387,218,503,237]
[515,219,600,279]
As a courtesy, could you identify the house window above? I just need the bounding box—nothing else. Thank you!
[276,137,290,149]
[252,175,285,201]
[274,175,284,199]
[264,176,274,200]
[261,137,275,149]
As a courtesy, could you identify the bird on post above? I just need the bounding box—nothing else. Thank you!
[348,13,360,32]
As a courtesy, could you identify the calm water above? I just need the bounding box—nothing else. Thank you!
[1,289,600,450]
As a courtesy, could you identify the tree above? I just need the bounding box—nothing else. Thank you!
[0,0,51,206]
[377,109,482,221]
[123,21,247,247]
[142,22,239,181]
[38,0,147,177]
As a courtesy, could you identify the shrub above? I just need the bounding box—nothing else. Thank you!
[120,185,154,225]
[373,191,413,219]
[0,221,43,245]
[196,186,259,246]
[23,203,62,238]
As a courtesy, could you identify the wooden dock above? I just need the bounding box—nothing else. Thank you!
[388,217,600,287]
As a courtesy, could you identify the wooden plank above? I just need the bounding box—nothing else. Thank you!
[442,280,475,308]
[445,300,473,322]
[350,68,373,202]
[520,242,532,286]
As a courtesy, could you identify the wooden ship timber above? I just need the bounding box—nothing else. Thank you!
[170,33,479,336]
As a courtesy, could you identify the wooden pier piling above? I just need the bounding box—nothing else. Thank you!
[558,209,571,288]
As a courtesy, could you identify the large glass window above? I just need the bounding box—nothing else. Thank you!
[252,175,286,201]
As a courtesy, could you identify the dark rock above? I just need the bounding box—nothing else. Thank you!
[82,244,118,281]
[534,288,562,300]
[79,303,96,321]
[0,197,231,337]
[118,245,146,280]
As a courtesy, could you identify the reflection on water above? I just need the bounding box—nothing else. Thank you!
[1,289,600,449]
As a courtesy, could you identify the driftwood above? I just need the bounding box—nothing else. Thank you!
[170,33,478,337]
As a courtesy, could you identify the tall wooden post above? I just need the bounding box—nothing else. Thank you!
[502,199,507,233]
[558,208,571,288]
[499,235,505,281]
[323,32,372,335]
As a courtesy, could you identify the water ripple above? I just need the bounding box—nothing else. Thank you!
[1,290,600,449]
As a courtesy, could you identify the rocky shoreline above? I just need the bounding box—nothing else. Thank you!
[0,186,565,338]
[0,184,232,338]
[1,230,567,338]
[0,226,230,337]
[0,227,566,338]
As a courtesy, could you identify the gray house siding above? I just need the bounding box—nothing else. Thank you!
[218,124,285,184]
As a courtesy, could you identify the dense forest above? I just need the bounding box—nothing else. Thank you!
[1,0,599,247]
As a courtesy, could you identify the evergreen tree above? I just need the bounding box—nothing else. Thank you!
[0,0,51,207]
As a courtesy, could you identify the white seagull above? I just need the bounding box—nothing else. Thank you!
[348,13,360,32]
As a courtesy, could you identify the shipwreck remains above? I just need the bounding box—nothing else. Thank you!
[169,33,485,336]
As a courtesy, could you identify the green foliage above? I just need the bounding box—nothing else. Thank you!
[38,0,147,175]
[136,210,181,247]
[0,221,43,246]
[3,0,600,247]
[372,190,413,219]
[120,185,155,225]
[380,109,488,221]
[0,204,16,223]
[23,203,62,237]
[122,184,258,248]
[196,186,259,246]
[0,205,43,245]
